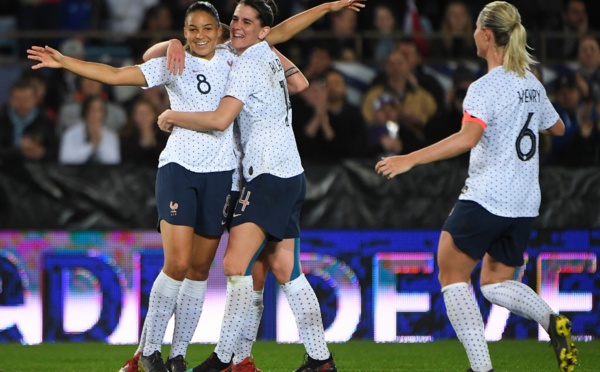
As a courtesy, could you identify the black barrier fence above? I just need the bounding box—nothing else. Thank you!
[1,160,599,230]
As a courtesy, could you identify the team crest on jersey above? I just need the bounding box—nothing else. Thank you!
[170,201,179,216]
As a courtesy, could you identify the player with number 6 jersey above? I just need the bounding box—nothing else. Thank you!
[459,65,558,217]
[376,2,577,372]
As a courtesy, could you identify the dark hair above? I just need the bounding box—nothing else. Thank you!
[238,0,278,27]
[220,22,230,41]
[11,79,36,93]
[185,1,220,26]
[81,95,105,119]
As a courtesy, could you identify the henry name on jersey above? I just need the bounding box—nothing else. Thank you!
[517,88,541,103]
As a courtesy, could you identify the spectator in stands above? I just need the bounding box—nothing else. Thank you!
[327,8,359,61]
[545,72,584,164]
[293,70,367,162]
[57,77,126,134]
[559,99,600,166]
[362,49,437,152]
[424,64,475,163]
[59,95,120,165]
[435,0,476,60]
[396,37,446,110]
[575,34,600,103]
[120,98,168,166]
[20,68,63,122]
[301,45,334,81]
[365,92,403,157]
[105,0,159,37]
[547,0,589,60]
[370,4,397,67]
[0,79,58,164]
[130,4,174,61]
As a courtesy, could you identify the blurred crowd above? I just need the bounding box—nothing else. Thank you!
[1,0,599,167]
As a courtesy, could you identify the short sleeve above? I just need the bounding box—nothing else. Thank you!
[538,89,560,131]
[137,57,174,89]
[224,56,255,104]
[463,81,491,127]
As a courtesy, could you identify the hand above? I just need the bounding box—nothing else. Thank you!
[166,39,185,75]
[27,45,65,69]
[331,0,367,12]
[157,109,175,133]
[20,136,46,161]
[375,155,414,179]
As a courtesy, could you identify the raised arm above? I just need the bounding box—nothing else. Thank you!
[267,0,367,46]
[272,47,309,94]
[27,45,147,86]
[157,96,243,133]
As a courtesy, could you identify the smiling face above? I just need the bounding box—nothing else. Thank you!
[183,10,221,59]
[230,4,269,54]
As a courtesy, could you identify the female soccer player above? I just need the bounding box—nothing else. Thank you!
[375,2,577,372]
[155,1,366,371]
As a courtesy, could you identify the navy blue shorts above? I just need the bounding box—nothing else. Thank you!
[442,200,535,266]
[224,190,240,231]
[230,173,306,241]
[155,163,233,237]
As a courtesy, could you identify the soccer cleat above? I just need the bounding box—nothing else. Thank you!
[548,314,578,372]
[118,352,141,372]
[190,352,232,372]
[166,355,188,372]
[294,354,337,372]
[232,357,261,372]
[140,350,168,372]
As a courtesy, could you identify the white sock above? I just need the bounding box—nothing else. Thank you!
[215,275,253,364]
[481,280,554,331]
[143,271,181,357]
[170,279,207,359]
[282,274,330,361]
[442,283,493,372]
[135,321,147,355]
[233,289,264,364]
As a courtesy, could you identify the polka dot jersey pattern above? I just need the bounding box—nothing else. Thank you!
[224,41,303,182]
[460,67,559,218]
[137,49,238,173]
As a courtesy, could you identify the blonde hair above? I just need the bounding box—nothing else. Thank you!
[478,1,536,76]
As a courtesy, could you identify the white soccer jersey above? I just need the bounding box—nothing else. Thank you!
[460,66,559,217]
[137,49,237,172]
[224,41,303,182]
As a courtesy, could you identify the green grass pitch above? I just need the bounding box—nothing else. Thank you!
[0,340,597,371]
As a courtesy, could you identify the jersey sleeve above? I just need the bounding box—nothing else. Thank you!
[538,88,560,131]
[136,57,174,89]
[462,82,491,129]
[224,56,257,104]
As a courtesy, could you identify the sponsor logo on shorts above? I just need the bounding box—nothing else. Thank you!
[233,213,242,218]
[170,201,178,216]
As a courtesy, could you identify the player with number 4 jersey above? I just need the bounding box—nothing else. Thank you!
[376,2,577,372]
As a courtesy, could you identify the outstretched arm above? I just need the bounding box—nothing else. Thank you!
[267,0,367,46]
[375,121,484,179]
[27,45,147,86]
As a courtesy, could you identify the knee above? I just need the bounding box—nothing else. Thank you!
[162,258,189,280]
[187,262,211,281]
